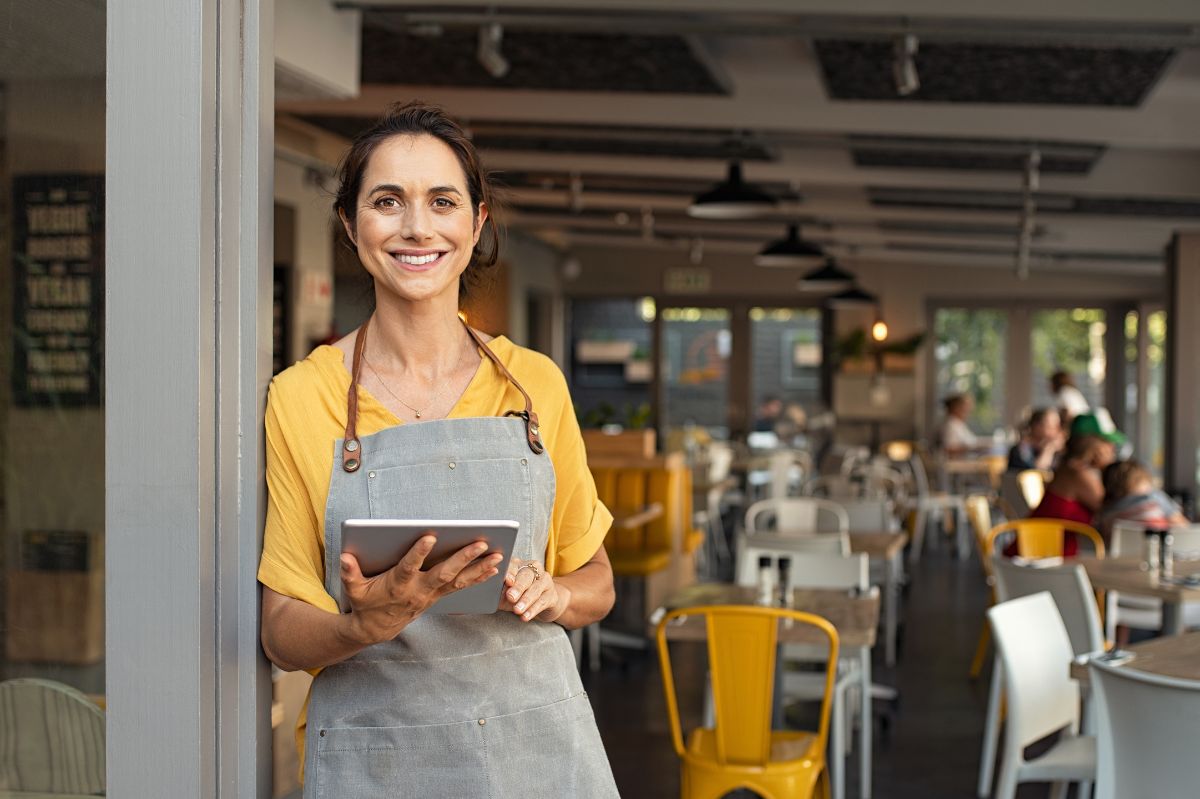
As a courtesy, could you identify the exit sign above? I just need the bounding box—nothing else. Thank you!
[663,267,711,294]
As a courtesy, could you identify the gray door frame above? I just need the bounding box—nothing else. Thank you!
[106,0,273,795]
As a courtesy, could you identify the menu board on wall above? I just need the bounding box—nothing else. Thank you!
[12,175,104,407]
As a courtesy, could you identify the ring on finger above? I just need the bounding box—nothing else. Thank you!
[515,562,541,581]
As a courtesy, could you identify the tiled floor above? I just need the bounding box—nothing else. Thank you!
[585,541,1072,799]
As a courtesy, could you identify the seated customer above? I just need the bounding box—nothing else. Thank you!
[1094,459,1188,539]
[1025,434,1116,556]
[1007,407,1065,471]
[936,394,980,457]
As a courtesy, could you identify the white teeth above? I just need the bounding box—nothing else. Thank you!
[395,253,440,265]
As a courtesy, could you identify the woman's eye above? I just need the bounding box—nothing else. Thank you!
[374,197,400,210]
[433,197,457,209]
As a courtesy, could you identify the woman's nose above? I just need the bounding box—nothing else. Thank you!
[399,205,432,240]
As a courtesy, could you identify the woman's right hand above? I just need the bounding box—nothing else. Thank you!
[338,535,503,645]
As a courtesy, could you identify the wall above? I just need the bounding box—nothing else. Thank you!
[274,156,335,365]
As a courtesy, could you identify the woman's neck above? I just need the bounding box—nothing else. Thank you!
[368,290,472,376]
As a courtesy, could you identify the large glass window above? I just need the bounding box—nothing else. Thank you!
[2,1,107,794]
[568,297,654,429]
[661,307,731,438]
[1030,308,1107,412]
[934,308,1007,432]
[1145,309,1167,476]
[750,307,822,412]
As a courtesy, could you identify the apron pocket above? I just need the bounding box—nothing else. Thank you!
[312,720,490,799]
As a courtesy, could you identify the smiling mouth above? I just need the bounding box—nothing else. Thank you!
[390,251,446,269]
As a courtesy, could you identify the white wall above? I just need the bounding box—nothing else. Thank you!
[274,156,335,364]
[503,231,564,364]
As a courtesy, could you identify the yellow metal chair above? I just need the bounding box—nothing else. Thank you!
[984,518,1106,560]
[964,494,997,679]
[656,605,837,799]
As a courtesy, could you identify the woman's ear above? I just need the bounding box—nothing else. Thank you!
[338,207,357,248]
[473,202,489,246]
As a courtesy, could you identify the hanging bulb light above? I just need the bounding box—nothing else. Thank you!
[871,316,889,341]
[687,161,777,219]
[755,224,825,268]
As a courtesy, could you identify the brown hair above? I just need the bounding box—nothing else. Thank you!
[332,101,502,299]
[1064,434,1107,466]
[1102,459,1151,502]
[1051,371,1073,392]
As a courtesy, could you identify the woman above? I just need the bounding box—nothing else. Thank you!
[258,102,620,797]
[936,394,979,457]
[1027,434,1115,556]
[1006,407,1064,472]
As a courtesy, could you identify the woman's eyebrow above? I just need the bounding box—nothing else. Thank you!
[366,184,463,197]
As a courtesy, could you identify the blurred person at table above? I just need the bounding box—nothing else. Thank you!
[754,394,784,432]
[1023,434,1117,556]
[1094,459,1188,540]
[1007,407,1065,472]
[1050,370,1090,425]
[1069,408,1130,460]
[936,393,982,457]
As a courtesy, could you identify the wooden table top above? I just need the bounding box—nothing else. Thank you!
[745,530,908,562]
[1070,631,1200,684]
[654,582,879,648]
[611,503,663,530]
[849,530,909,561]
[1077,556,1200,602]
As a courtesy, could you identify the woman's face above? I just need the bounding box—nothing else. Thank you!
[341,134,486,306]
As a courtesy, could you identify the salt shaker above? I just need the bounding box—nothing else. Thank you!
[777,556,792,608]
[1162,533,1175,579]
[1144,532,1160,576]
[756,555,775,606]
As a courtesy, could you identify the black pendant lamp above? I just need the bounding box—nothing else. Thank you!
[755,224,825,268]
[826,285,878,309]
[687,161,777,219]
[796,255,855,291]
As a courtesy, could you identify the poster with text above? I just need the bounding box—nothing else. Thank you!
[12,174,105,407]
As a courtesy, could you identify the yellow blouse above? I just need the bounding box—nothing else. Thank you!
[257,336,612,612]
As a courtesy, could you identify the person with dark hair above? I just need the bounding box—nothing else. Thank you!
[1050,370,1089,425]
[753,394,783,432]
[257,102,619,795]
[1026,434,1116,555]
[1094,459,1188,538]
[936,393,979,456]
[1007,407,1065,471]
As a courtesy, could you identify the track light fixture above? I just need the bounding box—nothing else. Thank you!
[687,161,776,220]
[755,224,825,268]
[893,33,920,97]
[477,22,510,79]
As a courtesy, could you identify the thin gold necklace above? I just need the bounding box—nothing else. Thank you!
[362,354,446,419]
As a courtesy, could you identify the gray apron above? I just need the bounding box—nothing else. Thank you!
[303,319,619,799]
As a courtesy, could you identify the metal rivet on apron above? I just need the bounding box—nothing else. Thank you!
[478,718,486,726]
[319,730,326,737]
[449,461,456,470]
[521,458,528,466]
[345,459,359,471]
[368,471,376,479]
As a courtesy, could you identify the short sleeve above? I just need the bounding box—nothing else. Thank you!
[257,382,339,614]
[544,378,612,576]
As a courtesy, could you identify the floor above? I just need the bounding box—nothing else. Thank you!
[584,538,1073,799]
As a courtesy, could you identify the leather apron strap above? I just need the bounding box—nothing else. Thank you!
[342,316,545,473]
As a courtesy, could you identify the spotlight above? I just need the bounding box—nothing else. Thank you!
[893,33,920,97]
[477,22,510,79]
[872,318,889,342]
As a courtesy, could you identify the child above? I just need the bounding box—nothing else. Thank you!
[1094,459,1188,540]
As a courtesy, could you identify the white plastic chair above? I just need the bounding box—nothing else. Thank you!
[981,561,1104,798]
[734,547,869,799]
[836,498,899,533]
[1090,656,1200,799]
[739,530,851,559]
[1106,521,1200,639]
[986,592,1096,799]
[744,497,849,536]
[0,678,105,796]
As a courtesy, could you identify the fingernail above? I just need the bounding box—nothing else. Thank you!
[473,543,487,554]
[515,602,525,612]
[523,612,532,621]
[508,590,519,601]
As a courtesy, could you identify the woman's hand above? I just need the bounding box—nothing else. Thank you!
[339,536,503,645]
[500,558,570,623]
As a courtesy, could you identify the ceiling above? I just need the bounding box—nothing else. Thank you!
[277,1,1200,279]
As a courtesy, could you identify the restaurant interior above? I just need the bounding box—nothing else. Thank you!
[4,0,1200,797]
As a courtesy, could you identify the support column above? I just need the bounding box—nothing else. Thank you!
[1165,233,1200,498]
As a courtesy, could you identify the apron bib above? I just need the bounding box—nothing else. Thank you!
[302,320,619,799]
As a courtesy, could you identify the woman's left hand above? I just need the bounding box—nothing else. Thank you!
[500,558,571,623]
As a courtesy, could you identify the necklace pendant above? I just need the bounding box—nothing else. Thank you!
[415,411,421,418]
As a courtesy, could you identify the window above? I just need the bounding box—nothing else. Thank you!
[1031,308,1107,414]
[934,309,1007,432]
[660,307,731,437]
[569,298,654,429]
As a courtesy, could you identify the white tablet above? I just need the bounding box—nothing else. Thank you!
[340,519,519,615]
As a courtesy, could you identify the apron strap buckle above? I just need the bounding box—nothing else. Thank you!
[506,410,545,455]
